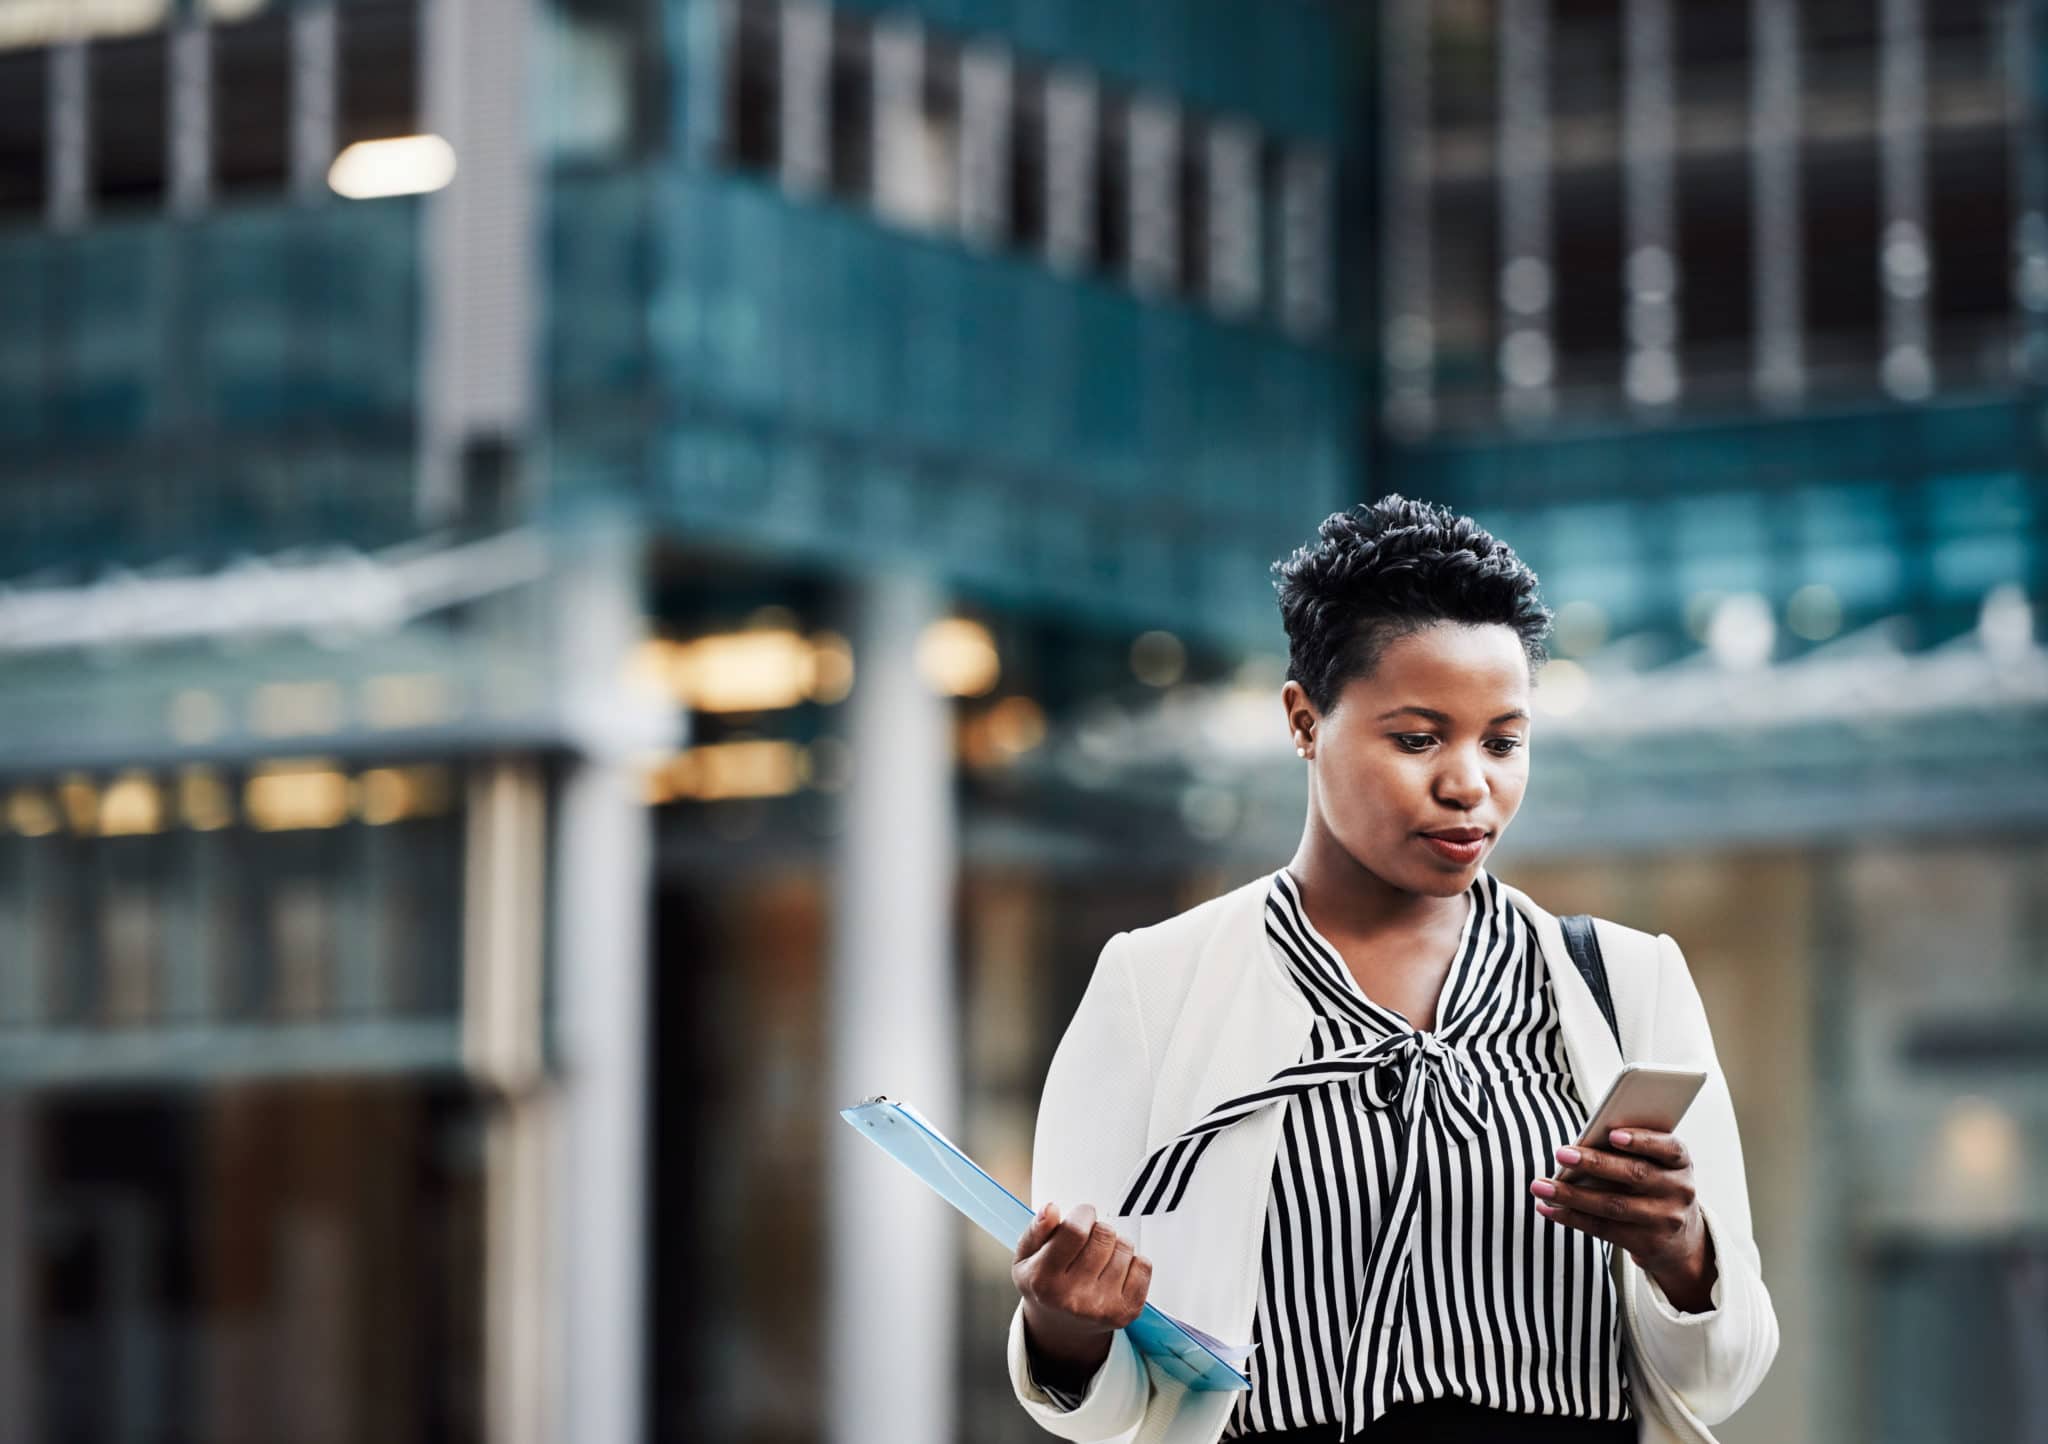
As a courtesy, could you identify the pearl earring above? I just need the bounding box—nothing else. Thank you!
[1296,744,1308,758]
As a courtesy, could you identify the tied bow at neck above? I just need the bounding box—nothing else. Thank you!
[1342,1027,1495,1141]
[1115,1026,1495,1219]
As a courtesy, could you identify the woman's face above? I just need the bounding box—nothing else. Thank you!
[1286,620,1533,897]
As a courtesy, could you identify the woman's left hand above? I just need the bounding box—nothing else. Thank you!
[1529,1128,1718,1312]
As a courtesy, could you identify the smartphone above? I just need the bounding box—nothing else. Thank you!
[1552,1063,1707,1184]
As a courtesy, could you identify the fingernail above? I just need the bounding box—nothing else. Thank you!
[1530,1178,1556,1198]
[1609,1129,1632,1147]
[1555,1146,1581,1166]
[1535,1202,1558,1218]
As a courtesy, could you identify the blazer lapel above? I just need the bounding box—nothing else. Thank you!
[1143,876,1311,1159]
[1495,876,1626,1113]
[1129,877,1310,1340]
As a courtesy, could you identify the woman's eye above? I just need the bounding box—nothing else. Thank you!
[1394,735,1523,755]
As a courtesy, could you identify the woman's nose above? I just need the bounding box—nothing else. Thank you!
[1435,753,1487,804]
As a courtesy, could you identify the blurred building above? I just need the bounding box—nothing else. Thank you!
[0,3,2045,1444]
[0,1,1351,1442]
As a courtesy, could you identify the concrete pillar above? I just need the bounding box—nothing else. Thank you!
[547,521,669,1444]
[168,12,212,217]
[290,3,336,202]
[550,758,652,1444]
[420,0,537,525]
[826,571,960,1444]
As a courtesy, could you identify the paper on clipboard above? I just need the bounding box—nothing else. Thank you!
[839,1095,1252,1392]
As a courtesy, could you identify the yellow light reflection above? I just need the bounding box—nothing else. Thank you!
[358,765,454,825]
[807,631,855,704]
[645,741,805,802]
[4,788,59,838]
[1130,631,1186,688]
[962,695,1047,769]
[917,617,1001,698]
[57,773,99,835]
[99,771,164,836]
[685,631,816,713]
[246,760,353,831]
[634,628,858,713]
[179,767,236,831]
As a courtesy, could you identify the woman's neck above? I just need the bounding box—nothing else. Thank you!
[1285,829,1469,945]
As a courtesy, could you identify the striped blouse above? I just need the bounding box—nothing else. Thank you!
[1036,866,1631,1436]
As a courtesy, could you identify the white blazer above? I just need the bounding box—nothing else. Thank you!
[1006,870,1779,1444]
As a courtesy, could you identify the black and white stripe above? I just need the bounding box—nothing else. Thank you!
[1113,867,1631,1438]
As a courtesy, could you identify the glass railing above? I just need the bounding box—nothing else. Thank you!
[551,167,1350,517]
[0,198,423,568]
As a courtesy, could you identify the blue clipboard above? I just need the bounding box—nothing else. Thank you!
[839,1095,1252,1393]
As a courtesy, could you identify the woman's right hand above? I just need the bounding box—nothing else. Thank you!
[1011,1201,1154,1387]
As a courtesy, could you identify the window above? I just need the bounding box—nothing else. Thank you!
[826,9,872,202]
[213,8,292,196]
[1674,3,1753,369]
[338,0,420,147]
[0,49,45,218]
[1175,114,1207,301]
[1006,61,1047,257]
[726,0,778,173]
[91,34,169,208]
[691,0,1306,332]
[1092,91,1129,278]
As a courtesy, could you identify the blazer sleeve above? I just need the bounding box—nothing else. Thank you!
[1006,929,1158,1443]
[1623,929,1782,1426]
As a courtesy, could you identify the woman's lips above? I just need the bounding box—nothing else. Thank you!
[1419,833,1486,862]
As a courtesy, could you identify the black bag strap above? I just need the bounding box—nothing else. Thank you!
[1558,914,1623,1054]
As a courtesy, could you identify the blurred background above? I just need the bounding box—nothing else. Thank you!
[0,0,2044,1441]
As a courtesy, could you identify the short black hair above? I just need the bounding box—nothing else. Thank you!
[1271,494,1554,715]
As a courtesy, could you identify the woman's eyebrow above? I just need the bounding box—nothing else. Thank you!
[1376,705,1530,725]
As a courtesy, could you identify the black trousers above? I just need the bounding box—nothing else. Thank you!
[1241,1396,1638,1442]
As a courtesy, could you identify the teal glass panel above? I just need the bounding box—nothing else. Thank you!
[57,224,167,441]
[1927,470,2032,536]
[1931,533,2029,598]
[1670,490,1770,597]
[0,230,47,445]
[1791,482,1906,611]
[199,204,294,424]
[1542,501,1647,617]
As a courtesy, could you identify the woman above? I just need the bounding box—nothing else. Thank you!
[1004,497,1778,1444]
